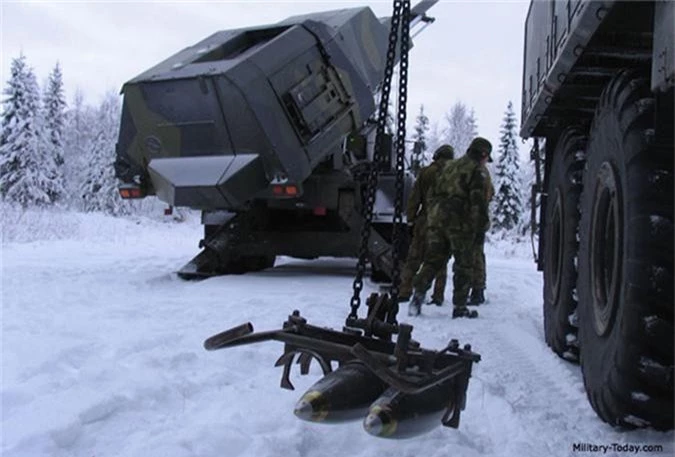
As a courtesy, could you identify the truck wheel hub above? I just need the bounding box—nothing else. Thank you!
[590,161,623,337]
[549,189,565,305]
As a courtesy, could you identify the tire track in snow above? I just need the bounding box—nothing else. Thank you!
[470,319,607,456]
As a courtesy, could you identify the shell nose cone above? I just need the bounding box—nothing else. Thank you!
[293,390,329,422]
[294,399,314,420]
[363,413,384,436]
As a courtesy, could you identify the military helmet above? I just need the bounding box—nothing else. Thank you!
[433,144,455,160]
[467,137,493,162]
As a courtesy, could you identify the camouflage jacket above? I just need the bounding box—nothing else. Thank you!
[427,155,490,234]
[406,159,446,224]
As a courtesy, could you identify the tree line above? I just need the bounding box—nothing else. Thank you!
[0,54,132,215]
[1,54,531,237]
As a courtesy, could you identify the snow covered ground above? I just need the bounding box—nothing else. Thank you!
[2,210,673,457]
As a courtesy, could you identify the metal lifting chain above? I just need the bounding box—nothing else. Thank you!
[390,1,410,303]
[349,0,409,320]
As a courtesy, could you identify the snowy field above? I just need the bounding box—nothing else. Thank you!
[2,210,673,457]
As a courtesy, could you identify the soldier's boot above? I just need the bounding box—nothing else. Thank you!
[397,285,412,303]
[452,306,478,319]
[408,291,425,317]
[467,288,485,306]
[428,296,444,306]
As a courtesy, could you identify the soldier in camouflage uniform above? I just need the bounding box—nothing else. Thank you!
[467,165,495,305]
[408,137,493,318]
[398,145,454,304]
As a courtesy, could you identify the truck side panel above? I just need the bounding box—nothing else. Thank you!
[521,0,615,138]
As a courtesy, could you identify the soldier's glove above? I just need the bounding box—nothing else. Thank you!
[474,232,485,246]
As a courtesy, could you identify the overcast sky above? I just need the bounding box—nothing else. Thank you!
[1,0,530,150]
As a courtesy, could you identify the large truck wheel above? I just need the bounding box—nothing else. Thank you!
[577,70,674,430]
[543,128,586,362]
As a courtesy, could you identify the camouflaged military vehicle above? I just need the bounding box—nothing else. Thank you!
[521,0,673,430]
[114,1,438,280]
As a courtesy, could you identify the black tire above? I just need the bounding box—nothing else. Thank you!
[543,128,586,362]
[577,70,674,430]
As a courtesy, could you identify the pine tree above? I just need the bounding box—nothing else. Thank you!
[0,54,55,207]
[492,101,522,232]
[411,104,430,171]
[42,62,67,203]
[80,91,126,215]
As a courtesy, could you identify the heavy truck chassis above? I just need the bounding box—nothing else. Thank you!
[522,0,673,430]
[181,170,411,280]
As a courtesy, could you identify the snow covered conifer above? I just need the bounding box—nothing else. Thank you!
[80,91,125,214]
[492,101,522,232]
[42,62,67,203]
[411,104,430,170]
[0,54,55,207]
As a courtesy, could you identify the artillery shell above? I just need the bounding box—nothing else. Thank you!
[363,381,454,439]
[294,362,388,423]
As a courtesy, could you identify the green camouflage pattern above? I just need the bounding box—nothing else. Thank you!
[399,222,447,300]
[412,153,490,307]
[400,159,449,299]
[470,248,487,289]
[412,229,474,307]
[427,155,490,234]
[405,160,445,224]
[470,164,494,289]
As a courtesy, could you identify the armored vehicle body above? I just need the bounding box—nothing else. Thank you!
[115,1,438,279]
[521,0,673,429]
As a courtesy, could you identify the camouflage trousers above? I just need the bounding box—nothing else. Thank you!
[399,223,447,300]
[470,242,487,289]
[412,226,475,308]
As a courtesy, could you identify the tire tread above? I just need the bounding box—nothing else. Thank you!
[577,70,674,431]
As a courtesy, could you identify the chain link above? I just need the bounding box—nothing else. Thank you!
[389,1,410,303]
[349,0,407,320]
